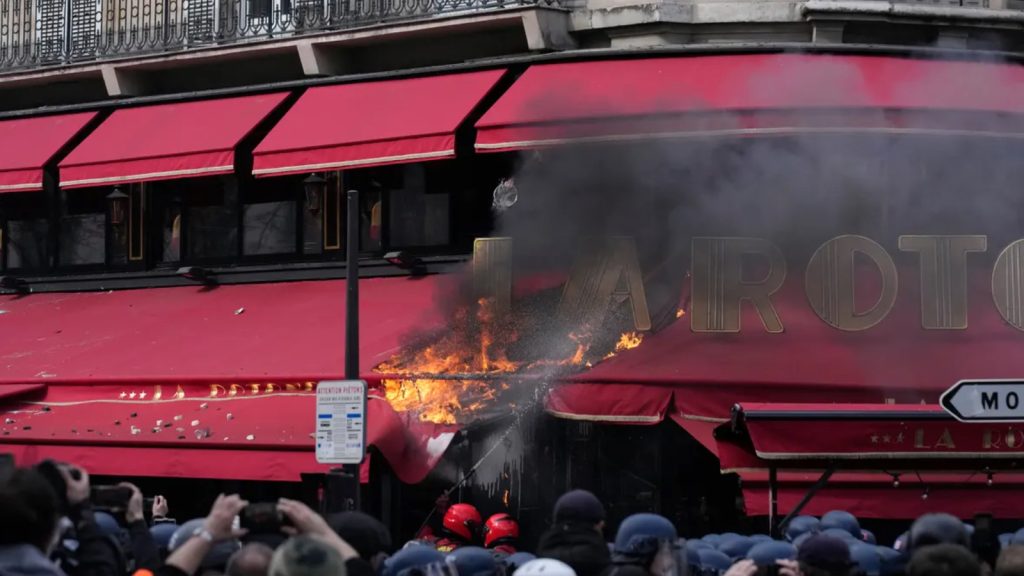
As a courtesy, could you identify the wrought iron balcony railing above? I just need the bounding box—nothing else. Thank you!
[0,0,553,71]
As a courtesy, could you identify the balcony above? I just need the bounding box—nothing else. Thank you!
[0,0,557,71]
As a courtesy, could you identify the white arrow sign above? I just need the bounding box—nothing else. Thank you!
[941,379,1024,423]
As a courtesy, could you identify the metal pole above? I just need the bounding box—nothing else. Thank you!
[768,466,778,538]
[329,188,361,513]
[345,189,361,510]
[345,189,359,381]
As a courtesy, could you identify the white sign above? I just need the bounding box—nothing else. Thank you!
[315,380,367,464]
[940,379,1024,423]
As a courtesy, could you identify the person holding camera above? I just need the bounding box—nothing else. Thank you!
[34,461,124,576]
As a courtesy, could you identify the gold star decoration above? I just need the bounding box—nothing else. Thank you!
[129,392,137,399]
[139,392,147,399]
[882,435,892,444]
[871,435,880,444]
[119,392,127,399]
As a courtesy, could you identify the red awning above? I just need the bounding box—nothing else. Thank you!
[252,71,504,177]
[476,54,1024,151]
[736,470,1024,519]
[0,277,457,482]
[0,387,453,484]
[719,403,1024,468]
[0,112,96,193]
[59,93,289,188]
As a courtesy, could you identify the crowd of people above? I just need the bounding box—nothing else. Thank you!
[1,460,1022,576]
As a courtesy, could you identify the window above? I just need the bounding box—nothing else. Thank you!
[344,164,452,254]
[1,193,49,271]
[243,178,299,256]
[59,188,106,267]
[387,165,450,249]
[184,178,239,262]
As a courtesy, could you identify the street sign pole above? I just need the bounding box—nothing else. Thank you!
[321,188,363,514]
[941,379,1024,423]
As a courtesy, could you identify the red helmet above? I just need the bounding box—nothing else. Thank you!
[483,513,520,548]
[443,503,482,542]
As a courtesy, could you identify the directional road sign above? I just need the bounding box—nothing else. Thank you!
[941,379,1024,423]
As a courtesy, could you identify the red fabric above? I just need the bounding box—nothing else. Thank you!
[476,54,1024,150]
[736,470,1024,519]
[729,403,1021,463]
[0,277,456,483]
[572,266,1024,411]
[252,71,504,177]
[0,277,448,382]
[546,383,671,425]
[0,388,454,483]
[0,113,96,193]
[59,93,289,188]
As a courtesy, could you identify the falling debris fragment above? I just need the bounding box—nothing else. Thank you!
[234,307,245,315]
[190,420,200,427]
[130,412,138,418]
[4,418,13,425]
[199,403,208,410]
[194,428,211,439]
[226,413,234,420]
[114,420,121,426]
[130,426,141,435]
[245,434,255,441]
[173,415,183,421]
[156,420,163,427]
[22,426,31,431]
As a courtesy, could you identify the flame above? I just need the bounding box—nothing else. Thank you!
[676,308,686,318]
[503,489,510,507]
[603,331,644,360]
[377,298,649,424]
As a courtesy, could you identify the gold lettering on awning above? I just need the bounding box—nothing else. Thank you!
[805,235,897,331]
[992,239,1024,332]
[899,235,986,330]
[690,237,786,333]
[557,237,651,331]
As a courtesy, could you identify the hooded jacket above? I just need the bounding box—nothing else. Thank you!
[536,522,611,576]
[0,544,68,576]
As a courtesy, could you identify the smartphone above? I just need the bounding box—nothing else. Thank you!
[90,485,134,509]
[240,502,293,534]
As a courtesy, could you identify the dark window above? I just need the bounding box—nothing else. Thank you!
[2,193,49,271]
[59,188,106,266]
[184,178,239,262]
[243,179,299,256]
[346,164,451,253]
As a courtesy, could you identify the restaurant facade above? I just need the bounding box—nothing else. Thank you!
[5,45,1024,540]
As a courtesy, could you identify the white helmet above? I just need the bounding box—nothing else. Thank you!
[513,559,577,576]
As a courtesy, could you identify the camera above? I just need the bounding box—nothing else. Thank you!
[240,503,293,534]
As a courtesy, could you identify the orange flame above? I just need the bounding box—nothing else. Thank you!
[676,308,686,319]
[377,298,649,424]
[503,489,511,507]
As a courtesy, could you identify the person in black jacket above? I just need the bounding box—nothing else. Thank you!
[34,461,122,576]
[536,490,611,576]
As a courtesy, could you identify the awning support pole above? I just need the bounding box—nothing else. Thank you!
[768,466,778,536]
[774,464,837,537]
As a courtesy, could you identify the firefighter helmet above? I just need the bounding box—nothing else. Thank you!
[443,503,483,542]
[513,559,576,576]
[483,514,520,549]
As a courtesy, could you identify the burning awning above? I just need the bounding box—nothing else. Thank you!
[0,277,456,483]
[59,93,290,188]
[0,112,96,193]
[475,54,1024,151]
[252,70,505,177]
